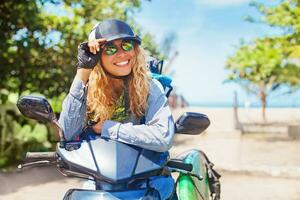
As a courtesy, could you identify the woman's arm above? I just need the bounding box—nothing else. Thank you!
[101,79,175,152]
[59,39,105,140]
[58,75,88,141]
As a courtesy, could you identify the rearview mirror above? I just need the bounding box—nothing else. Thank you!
[17,95,56,123]
[175,112,210,135]
[17,95,65,143]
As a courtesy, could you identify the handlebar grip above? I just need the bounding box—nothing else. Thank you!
[25,152,56,162]
[167,160,193,172]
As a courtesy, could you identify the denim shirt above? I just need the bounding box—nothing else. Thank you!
[58,76,175,152]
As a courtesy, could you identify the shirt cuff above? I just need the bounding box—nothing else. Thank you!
[70,76,87,100]
[101,120,121,139]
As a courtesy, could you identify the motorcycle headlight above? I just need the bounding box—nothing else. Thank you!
[63,188,159,200]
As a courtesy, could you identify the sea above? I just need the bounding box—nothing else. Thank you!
[189,101,300,108]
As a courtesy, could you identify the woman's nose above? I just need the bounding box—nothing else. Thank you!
[115,48,126,57]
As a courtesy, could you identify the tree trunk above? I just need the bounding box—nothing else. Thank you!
[233,91,242,130]
[259,90,267,122]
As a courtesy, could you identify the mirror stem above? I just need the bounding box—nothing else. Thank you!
[52,120,66,148]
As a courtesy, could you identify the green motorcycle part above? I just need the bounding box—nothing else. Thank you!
[176,150,211,200]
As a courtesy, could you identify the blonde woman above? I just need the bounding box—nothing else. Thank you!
[58,19,175,199]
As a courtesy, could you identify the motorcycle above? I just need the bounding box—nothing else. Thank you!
[16,95,221,200]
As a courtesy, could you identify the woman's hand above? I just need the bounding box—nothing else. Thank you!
[88,38,106,54]
[92,121,103,134]
[76,39,106,84]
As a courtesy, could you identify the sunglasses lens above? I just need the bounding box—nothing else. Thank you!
[122,40,134,51]
[103,40,134,56]
[104,44,117,55]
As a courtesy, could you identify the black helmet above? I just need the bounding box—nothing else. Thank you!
[89,19,141,44]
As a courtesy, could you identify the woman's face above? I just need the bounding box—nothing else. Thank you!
[101,39,136,77]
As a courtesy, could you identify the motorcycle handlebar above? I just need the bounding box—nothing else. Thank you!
[25,152,56,162]
[167,160,193,172]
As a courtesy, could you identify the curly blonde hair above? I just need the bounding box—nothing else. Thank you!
[86,45,151,123]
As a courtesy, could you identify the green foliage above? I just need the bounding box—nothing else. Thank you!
[251,0,300,33]
[141,32,164,59]
[278,59,300,87]
[0,0,166,168]
[249,0,300,82]
[226,38,285,120]
[226,38,284,85]
[1,0,71,99]
[0,0,162,102]
[226,0,300,120]
[0,102,52,169]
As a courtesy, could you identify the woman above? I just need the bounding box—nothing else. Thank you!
[58,19,175,199]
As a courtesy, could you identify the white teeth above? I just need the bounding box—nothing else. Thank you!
[115,60,129,66]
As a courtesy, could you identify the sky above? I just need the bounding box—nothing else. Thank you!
[135,0,300,107]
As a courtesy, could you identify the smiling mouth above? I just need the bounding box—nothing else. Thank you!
[114,60,130,67]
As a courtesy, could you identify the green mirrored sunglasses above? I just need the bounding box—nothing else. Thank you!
[103,40,135,56]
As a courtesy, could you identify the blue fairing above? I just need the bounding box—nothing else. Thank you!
[57,137,169,183]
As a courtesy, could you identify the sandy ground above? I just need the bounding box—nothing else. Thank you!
[1,167,300,200]
[172,107,300,132]
[221,171,300,200]
[1,107,300,199]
